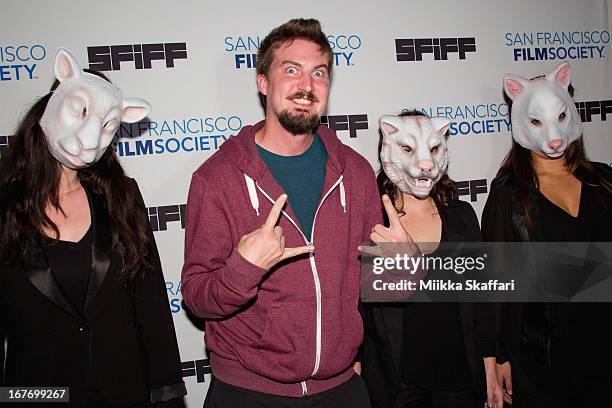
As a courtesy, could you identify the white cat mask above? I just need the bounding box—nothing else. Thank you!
[39,48,150,169]
[504,62,582,158]
[379,115,450,197]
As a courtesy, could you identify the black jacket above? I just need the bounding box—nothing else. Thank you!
[481,162,612,367]
[0,179,186,407]
[360,199,491,408]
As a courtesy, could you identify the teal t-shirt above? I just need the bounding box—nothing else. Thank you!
[256,134,328,240]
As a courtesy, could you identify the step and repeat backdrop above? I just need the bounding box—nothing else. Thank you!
[2,0,611,405]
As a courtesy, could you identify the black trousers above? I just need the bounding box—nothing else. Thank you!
[393,384,479,408]
[203,374,371,408]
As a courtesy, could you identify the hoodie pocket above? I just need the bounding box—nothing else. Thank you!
[240,301,316,383]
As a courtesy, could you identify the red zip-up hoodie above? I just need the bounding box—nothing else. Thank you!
[181,121,382,397]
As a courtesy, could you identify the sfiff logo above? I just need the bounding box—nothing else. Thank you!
[0,45,46,81]
[87,43,187,71]
[395,38,476,62]
[115,115,242,158]
[182,359,211,383]
[575,100,612,122]
[321,114,368,138]
[456,179,488,202]
[149,204,186,232]
[505,31,609,61]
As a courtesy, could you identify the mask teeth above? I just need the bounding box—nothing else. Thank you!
[416,179,431,188]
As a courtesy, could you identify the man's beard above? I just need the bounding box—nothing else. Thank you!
[278,110,320,135]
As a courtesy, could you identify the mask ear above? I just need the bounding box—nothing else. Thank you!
[503,73,529,101]
[546,61,571,90]
[379,115,400,135]
[122,98,151,123]
[53,48,83,82]
[430,116,451,135]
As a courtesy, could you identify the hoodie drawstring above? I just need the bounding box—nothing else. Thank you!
[243,174,347,215]
[244,174,260,216]
[339,180,347,213]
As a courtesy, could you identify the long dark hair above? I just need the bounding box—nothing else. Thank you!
[377,110,456,217]
[0,71,152,284]
[498,84,612,229]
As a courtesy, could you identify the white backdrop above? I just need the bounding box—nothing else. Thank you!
[2,1,611,406]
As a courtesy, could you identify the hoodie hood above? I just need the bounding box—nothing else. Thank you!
[220,120,348,220]
[220,120,348,181]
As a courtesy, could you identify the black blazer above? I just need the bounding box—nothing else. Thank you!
[360,199,491,408]
[0,179,186,407]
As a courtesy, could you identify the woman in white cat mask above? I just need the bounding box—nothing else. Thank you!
[0,49,186,407]
[482,62,612,407]
[360,111,504,408]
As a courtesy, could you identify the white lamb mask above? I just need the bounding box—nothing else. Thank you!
[39,48,151,169]
[379,115,450,197]
[504,61,582,158]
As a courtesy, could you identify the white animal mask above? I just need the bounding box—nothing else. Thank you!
[379,115,450,197]
[504,62,582,158]
[39,48,150,169]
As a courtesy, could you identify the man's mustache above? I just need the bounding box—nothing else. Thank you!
[287,91,319,103]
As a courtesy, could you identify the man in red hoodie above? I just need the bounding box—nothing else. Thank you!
[182,18,381,407]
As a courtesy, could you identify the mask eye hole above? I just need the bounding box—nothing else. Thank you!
[103,120,118,133]
[530,118,542,127]
[430,146,439,154]
[559,112,566,121]
[69,96,87,118]
[401,145,413,153]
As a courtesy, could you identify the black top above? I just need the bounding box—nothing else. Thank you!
[42,224,93,312]
[536,183,612,375]
[481,163,612,387]
[361,199,487,407]
[400,220,473,390]
[536,183,610,242]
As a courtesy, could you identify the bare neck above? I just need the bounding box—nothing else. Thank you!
[255,115,314,156]
[58,166,82,195]
[400,192,436,215]
[530,151,571,177]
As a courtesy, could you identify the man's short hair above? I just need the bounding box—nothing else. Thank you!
[256,18,333,79]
